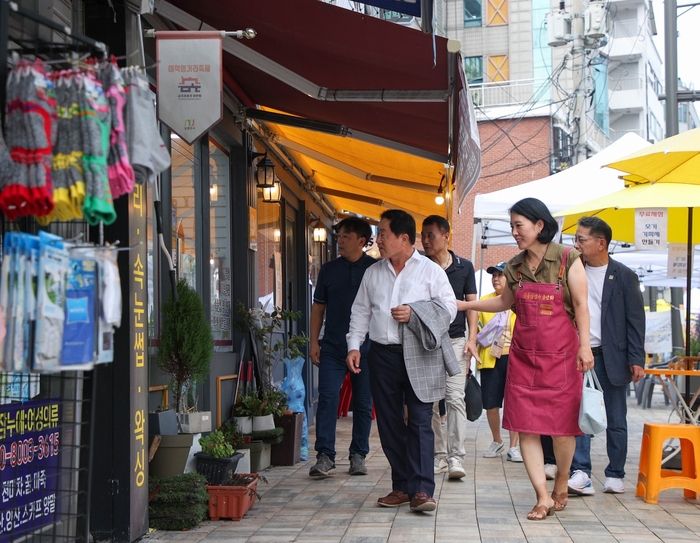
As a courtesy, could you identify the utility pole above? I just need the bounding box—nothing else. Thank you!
[664,0,679,137]
[572,0,588,164]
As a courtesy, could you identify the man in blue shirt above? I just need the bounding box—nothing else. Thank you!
[309,217,376,477]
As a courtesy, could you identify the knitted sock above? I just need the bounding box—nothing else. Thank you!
[125,69,170,184]
[101,62,134,198]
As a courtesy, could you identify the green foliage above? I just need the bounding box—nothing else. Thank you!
[234,390,263,418]
[262,387,288,416]
[148,472,208,530]
[198,429,235,459]
[157,279,214,413]
[250,427,284,445]
[235,303,309,380]
[219,420,245,450]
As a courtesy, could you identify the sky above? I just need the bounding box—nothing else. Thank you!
[652,1,700,91]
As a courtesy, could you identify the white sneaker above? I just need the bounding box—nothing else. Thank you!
[603,477,625,494]
[506,447,523,462]
[448,457,466,479]
[544,464,558,480]
[434,456,448,474]
[483,441,506,458]
[568,470,595,495]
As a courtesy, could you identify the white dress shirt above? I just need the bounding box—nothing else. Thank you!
[585,262,607,348]
[346,249,458,351]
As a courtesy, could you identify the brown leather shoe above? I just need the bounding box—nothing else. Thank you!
[377,490,410,507]
[409,492,437,512]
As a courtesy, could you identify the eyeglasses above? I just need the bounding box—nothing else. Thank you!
[574,236,601,244]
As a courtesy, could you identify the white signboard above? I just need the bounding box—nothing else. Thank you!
[668,243,692,278]
[645,311,672,353]
[156,31,223,144]
[635,208,667,250]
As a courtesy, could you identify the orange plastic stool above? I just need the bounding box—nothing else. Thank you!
[636,422,700,504]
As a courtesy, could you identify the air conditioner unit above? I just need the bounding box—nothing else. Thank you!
[546,11,570,47]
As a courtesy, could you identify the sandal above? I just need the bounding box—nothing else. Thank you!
[527,504,554,521]
[551,490,568,511]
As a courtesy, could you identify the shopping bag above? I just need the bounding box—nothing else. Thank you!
[578,369,607,434]
[464,372,483,422]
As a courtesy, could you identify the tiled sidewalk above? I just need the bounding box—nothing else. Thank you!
[143,390,700,543]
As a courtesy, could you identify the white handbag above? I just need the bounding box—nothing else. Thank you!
[578,369,607,435]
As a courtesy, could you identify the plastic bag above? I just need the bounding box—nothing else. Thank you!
[579,369,607,434]
[281,356,309,461]
[464,372,483,422]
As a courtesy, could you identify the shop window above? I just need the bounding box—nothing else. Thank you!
[464,0,482,27]
[171,136,198,289]
[209,140,232,351]
[487,0,508,25]
[256,196,282,310]
[486,55,509,82]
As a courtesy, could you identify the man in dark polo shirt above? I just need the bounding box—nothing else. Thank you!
[421,215,478,479]
[309,217,376,478]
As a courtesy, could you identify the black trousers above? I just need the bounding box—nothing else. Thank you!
[368,341,435,497]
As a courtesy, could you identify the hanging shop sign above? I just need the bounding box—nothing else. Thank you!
[668,243,692,278]
[156,31,223,144]
[454,66,482,211]
[0,398,61,542]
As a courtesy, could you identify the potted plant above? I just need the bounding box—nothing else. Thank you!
[253,387,288,432]
[206,473,266,521]
[150,279,214,478]
[232,390,262,434]
[157,279,214,433]
[195,429,244,485]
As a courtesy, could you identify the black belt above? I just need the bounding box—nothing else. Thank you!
[591,346,603,355]
[374,342,403,353]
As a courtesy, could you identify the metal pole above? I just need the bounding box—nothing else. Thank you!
[572,0,588,164]
[665,0,679,136]
[686,208,693,406]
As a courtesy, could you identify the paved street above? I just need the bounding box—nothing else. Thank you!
[143,388,700,543]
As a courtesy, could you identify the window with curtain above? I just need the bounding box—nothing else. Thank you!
[464,0,482,27]
[209,140,232,351]
[170,136,198,290]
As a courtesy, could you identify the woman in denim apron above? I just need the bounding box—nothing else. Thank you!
[466,198,594,521]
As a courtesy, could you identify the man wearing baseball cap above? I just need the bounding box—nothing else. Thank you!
[477,262,520,461]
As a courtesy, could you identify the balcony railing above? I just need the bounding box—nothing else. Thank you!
[609,77,643,92]
[611,20,640,39]
[469,78,551,110]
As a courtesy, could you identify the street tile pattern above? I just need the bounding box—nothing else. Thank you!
[141,389,700,542]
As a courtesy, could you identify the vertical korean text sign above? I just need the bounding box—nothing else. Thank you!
[156,31,223,144]
[0,399,61,541]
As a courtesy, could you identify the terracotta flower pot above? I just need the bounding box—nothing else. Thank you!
[206,474,259,521]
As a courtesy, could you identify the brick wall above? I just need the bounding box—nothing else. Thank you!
[451,116,552,270]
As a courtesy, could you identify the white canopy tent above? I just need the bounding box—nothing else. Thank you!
[470,132,652,256]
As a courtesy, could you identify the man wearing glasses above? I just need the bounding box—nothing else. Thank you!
[567,216,646,496]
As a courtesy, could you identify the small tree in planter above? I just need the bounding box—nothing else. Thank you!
[235,303,309,388]
[157,279,214,427]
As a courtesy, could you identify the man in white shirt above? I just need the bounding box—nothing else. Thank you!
[346,210,457,512]
[567,216,645,496]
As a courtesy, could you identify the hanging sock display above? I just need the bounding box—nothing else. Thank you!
[99,58,135,199]
[41,69,86,224]
[1,59,56,219]
[124,68,171,185]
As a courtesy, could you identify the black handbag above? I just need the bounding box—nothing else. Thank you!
[464,372,483,422]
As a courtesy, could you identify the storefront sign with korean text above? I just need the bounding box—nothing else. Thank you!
[157,31,223,144]
[0,398,61,542]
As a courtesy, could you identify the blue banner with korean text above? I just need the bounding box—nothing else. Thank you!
[0,398,61,542]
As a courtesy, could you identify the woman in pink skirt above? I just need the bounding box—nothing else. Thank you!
[465,197,594,520]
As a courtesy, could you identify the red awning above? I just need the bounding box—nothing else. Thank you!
[156,0,460,163]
